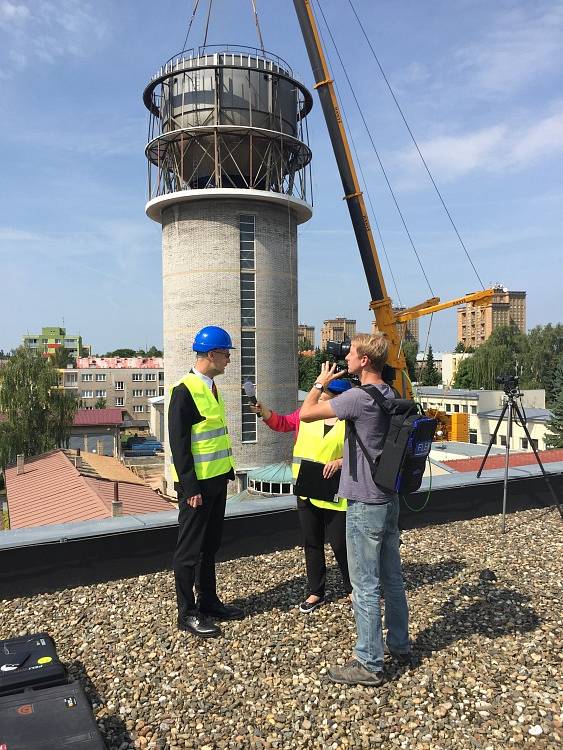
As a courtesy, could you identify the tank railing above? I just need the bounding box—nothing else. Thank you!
[157,44,293,76]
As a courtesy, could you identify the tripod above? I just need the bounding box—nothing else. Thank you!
[477,387,563,533]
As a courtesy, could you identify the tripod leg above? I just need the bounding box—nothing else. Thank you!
[513,402,563,520]
[501,402,513,533]
[477,401,509,478]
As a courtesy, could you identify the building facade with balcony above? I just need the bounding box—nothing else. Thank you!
[61,357,164,425]
[457,286,526,348]
[297,323,315,348]
[320,317,356,350]
[22,326,91,358]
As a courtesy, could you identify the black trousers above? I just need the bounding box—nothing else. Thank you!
[173,473,228,621]
[297,499,351,598]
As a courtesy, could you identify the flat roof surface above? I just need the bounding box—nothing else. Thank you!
[1,507,560,748]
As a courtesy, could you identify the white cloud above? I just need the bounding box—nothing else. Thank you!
[0,0,108,76]
[394,105,563,185]
[455,2,563,96]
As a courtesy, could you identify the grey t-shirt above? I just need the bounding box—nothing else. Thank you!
[331,383,398,504]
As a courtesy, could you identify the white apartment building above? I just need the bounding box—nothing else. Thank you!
[416,387,552,451]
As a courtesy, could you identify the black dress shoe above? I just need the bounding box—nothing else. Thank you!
[178,615,221,638]
[199,601,245,620]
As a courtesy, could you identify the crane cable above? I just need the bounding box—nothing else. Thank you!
[315,0,435,298]
[315,15,403,308]
[250,0,265,52]
[347,0,485,290]
[203,0,213,46]
[182,0,201,51]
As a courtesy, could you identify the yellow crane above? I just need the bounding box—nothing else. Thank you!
[293,0,494,396]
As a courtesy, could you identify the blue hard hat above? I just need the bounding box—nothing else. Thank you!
[327,379,352,394]
[192,326,235,353]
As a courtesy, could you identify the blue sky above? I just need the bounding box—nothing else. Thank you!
[1,0,562,354]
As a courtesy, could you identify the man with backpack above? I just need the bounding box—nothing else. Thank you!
[299,332,411,686]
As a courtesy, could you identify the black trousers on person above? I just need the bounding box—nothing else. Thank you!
[297,498,352,598]
[173,473,229,622]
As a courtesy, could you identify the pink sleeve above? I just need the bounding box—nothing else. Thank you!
[264,409,301,436]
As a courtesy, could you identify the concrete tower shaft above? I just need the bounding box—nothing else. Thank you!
[144,45,313,481]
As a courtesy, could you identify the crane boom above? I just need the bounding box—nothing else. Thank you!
[292,0,495,396]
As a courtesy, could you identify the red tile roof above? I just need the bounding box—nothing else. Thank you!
[76,357,163,369]
[442,449,563,473]
[4,450,173,529]
[73,408,124,426]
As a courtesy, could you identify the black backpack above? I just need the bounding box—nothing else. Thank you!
[347,384,437,494]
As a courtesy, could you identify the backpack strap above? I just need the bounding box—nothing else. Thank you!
[346,384,389,482]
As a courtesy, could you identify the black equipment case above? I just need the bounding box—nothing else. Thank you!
[0,681,107,749]
[0,633,67,697]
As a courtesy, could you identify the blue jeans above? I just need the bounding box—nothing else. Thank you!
[346,497,409,672]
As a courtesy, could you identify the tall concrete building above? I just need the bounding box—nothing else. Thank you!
[143,47,313,478]
[320,317,356,350]
[371,308,419,346]
[457,285,526,348]
[23,326,91,358]
[298,324,315,348]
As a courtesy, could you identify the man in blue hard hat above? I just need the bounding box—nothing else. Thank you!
[169,325,244,638]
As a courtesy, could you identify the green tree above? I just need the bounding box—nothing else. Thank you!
[453,325,527,390]
[103,348,137,358]
[143,345,163,357]
[545,357,563,448]
[94,397,107,409]
[520,324,563,404]
[420,345,441,386]
[0,347,78,468]
[49,346,76,369]
[402,340,418,382]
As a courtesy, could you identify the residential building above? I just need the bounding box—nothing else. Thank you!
[321,317,356,350]
[22,326,91,358]
[4,449,173,529]
[416,387,551,450]
[371,308,419,345]
[61,356,164,423]
[298,323,315,348]
[457,285,526,347]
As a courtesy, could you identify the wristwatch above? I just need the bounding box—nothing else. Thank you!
[313,382,324,391]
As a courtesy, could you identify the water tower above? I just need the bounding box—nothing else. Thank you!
[143,45,313,480]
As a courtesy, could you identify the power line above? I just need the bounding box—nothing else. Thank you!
[347,0,485,289]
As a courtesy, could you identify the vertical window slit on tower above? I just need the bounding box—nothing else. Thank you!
[240,214,257,443]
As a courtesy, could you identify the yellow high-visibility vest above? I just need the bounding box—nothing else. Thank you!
[292,419,347,511]
[170,373,235,482]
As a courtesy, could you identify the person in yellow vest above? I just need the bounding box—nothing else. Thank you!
[169,326,243,638]
[250,379,353,612]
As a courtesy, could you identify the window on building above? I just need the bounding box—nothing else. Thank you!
[469,429,477,444]
[520,437,529,450]
[454,404,460,413]
[133,405,144,413]
[240,215,257,443]
[158,372,164,382]
[82,390,93,398]
[95,374,106,381]
[530,438,538,451]
[158,386,165,396]
[65,373,77,384]
[146,389,157,397]
[95,390,106,398]
[132,373,143,381]
[132,389,143,397]
[145,373,156,381]
[445,404,451,413]
[115,381,124,391]
[462,405,468,413]
[115,397,124,407]
[500,435,507,446]
[81,374,93,381]
[471,405,477,414]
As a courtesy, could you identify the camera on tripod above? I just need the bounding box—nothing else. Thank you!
[496,373,520,395]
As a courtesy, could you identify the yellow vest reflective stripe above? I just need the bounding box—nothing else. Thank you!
[170,373,235,482]
[292,420,347,511]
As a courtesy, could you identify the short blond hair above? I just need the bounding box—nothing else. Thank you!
[351,332,388,371]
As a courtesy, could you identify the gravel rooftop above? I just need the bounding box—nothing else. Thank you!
[1,507,562,750]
